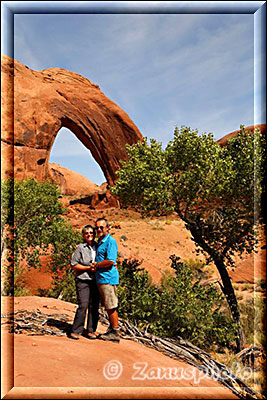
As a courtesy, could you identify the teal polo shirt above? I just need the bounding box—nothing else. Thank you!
[95,233,119,285]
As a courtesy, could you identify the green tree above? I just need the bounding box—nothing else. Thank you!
[111,125,264,351]
[1,178,81,295]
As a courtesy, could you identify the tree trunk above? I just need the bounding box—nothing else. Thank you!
[183,221,246,352]
[213,257,246,352]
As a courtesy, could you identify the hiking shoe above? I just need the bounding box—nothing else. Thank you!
[104,325,113,335]
[83,331,98,340]
[99,329,120,343]
[68,332,80,340]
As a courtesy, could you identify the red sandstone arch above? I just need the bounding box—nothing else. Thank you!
[1,55,143,185]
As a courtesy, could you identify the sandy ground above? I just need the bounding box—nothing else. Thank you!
[20,206,266,295]
[1,296,238,399]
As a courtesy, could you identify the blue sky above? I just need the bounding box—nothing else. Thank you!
[2,1,266,185]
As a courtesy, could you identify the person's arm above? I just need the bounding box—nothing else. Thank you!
[92,239,117,270]
[93,260,114,269]
[71,245,94,272]
[72,263,94,272]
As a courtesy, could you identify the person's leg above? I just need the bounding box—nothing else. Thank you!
[107,308,119,329]
[98,284,120,342]
[101,308,120,342]
[71,279,89,335]
[86,279,100,333]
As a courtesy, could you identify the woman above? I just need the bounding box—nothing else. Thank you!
[69,224,100,340]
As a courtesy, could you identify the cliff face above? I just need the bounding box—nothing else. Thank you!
[1,55,143,185]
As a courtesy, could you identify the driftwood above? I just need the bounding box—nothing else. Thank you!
[99,309,265,400]
[236,346,265,368]
[2,308,265,400]
[1,309,72,336]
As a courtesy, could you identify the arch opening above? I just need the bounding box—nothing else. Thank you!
[49,127,106,187]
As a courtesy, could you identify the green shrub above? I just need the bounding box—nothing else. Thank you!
[120,234,128,242]
[184,257,211,280]
[1,178,81,296]
[151,222,164,230]
[117,259,159,329]
[117,256,237,350]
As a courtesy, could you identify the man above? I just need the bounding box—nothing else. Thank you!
[93,217,120,343]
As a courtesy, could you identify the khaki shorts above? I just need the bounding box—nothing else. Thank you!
[97,284,118,310]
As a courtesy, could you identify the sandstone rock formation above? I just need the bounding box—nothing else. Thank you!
[48,163,120,208]
[217,124,266,147]
[48,162,101,196]
[1,55,143,185]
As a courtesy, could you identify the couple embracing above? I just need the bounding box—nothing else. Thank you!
[69,217,120,343]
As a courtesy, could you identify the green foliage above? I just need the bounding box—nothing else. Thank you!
[112,125,264,267]
[113,138,173,215]
[1,177,14,230]
[117,257,237,350]
[1,178,81,296]
[117,259,158,327]
[112,125,265,346]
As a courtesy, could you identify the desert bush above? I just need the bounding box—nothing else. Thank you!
[120,234,128,242]
[255,278,266,292]
[1,178,81,296]
[13,284,33,297]
[212,346,266,394]
[117,259,159,329]
[151,221,164,230]
[183,257,211,280]
[164,219,172,225]
[117,256,237,350]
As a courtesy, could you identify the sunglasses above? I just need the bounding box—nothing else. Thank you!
[84,232,94,236]
[96,226,105,231]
